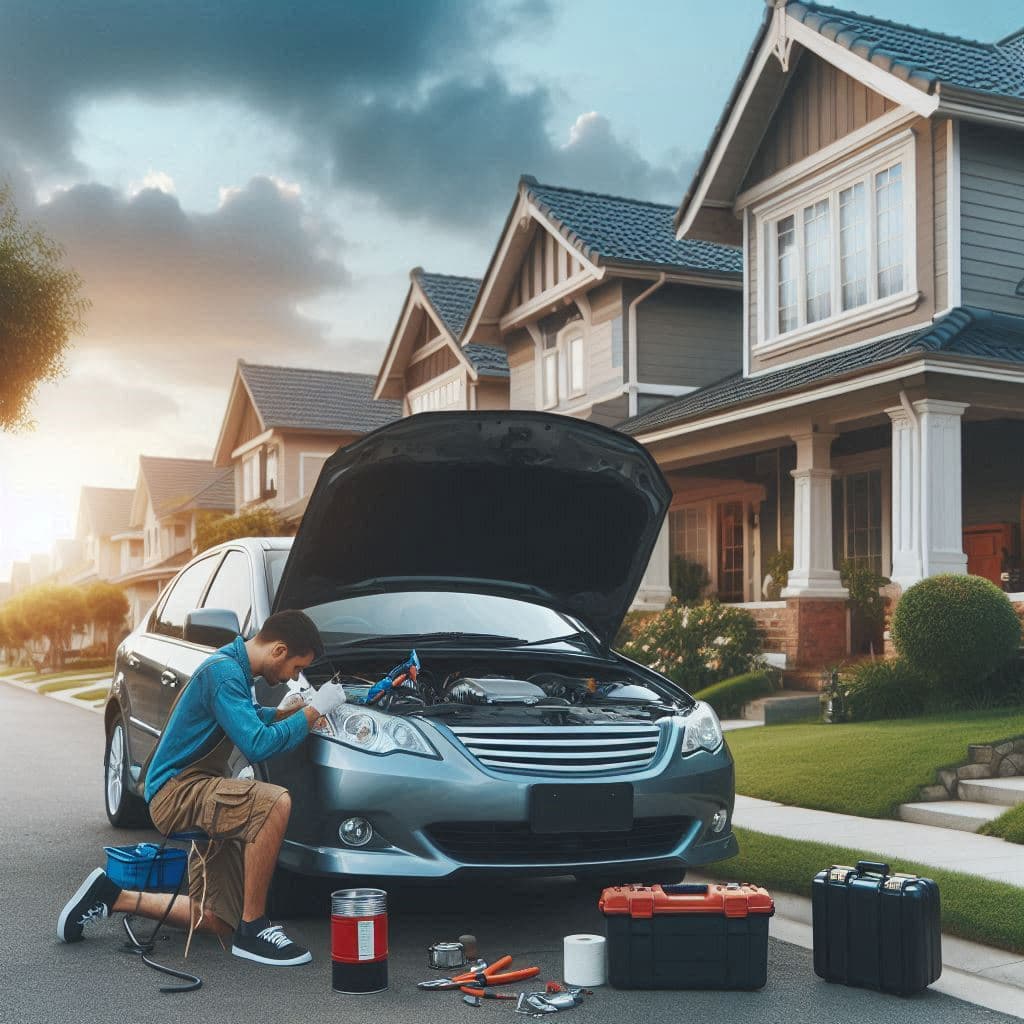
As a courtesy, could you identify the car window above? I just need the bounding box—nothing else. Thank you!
[202,549,253,635]
[152,555,220,640]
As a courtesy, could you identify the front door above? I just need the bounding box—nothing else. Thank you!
[718,502,745,603]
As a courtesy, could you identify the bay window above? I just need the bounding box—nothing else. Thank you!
[757,133,915,349]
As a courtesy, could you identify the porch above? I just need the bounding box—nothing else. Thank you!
[633,374,1024,673]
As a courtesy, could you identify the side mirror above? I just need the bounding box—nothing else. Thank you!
[184,608,241,649]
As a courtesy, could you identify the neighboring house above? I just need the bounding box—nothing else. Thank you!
[51,539,86,583]
[115,456,234,627]
[8,561,30,598]
[460,175,744,606]
[212,361,402,526]
[374,268,510,415]
[618,1,1024,669]
[69,486,135,587]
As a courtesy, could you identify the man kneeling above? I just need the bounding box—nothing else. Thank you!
[58,609,345,966]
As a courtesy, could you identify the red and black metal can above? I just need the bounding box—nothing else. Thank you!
[331,888,389,993]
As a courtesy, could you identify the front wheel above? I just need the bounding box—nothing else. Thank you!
[104,719,151,828]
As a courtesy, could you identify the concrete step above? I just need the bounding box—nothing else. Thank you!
[957,777,1024,808]
[898,800,1005,832]
[743,690,822,724]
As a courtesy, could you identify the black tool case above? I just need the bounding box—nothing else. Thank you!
[812,861,941,995]
[600,883,775,990]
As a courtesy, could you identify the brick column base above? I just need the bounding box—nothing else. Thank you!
[787,598,849,669]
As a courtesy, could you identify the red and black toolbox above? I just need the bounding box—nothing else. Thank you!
[599,882,775,990]
[812,861,941,995]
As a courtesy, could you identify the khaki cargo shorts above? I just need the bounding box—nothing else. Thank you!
[149,767,287,929]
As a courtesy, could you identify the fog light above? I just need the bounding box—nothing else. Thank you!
[339,817,374,847]
[711,809,728,834]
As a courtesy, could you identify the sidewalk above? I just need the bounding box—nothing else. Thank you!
[733,793,1024,887]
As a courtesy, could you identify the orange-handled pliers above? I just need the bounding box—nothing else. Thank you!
[417,955,540,991]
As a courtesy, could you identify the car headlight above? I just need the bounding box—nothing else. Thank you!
[316,704,439,758]
[679,701,723,755]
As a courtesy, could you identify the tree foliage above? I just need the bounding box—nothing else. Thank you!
[0,183,90,432]
[83,580,130,655]
[194,506,291,553]
[8,584,88,669]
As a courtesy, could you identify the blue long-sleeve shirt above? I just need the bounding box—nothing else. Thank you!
[144,636,309,801]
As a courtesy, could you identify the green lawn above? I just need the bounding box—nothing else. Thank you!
[981,804,1024,845]
[702,827,1024,954]
[35,670,114,694]
[71,686,110,702]
[726,711,1024,818]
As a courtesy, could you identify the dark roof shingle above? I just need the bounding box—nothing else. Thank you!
[462,343,510,378]
[524,179,743,275]
[619,307,1024,435]
[139,457,234,517]
[79,487,134,538]
[415,271,480,339]
[791,2,1024,99]
[240,363,402,434]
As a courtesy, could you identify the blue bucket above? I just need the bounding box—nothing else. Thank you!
[104,844,188,893]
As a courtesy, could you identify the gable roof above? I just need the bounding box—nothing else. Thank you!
[525,179,743,274]
[239,362,403,433]
[619,306,1024,437]
[415,271,480,340]
[78,486,134,539]
[789,3,1024,99]
[138,457,234,518]
[676,1,1024,241]
[463,177,742,344]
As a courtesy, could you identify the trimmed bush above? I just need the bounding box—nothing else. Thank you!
[692,670,777,719]
[670,556,709,603]
[891,574,1021,689]
[841,659,928,722]
[619,598,763,691]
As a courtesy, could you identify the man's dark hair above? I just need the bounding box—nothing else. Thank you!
[258,610,324,659]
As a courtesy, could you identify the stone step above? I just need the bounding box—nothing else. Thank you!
[897,800,1005,832]
[957,777,1024,808]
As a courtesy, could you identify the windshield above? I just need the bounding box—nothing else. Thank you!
[297,590,583,645]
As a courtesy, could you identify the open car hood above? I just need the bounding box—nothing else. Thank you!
[272,411,671,647]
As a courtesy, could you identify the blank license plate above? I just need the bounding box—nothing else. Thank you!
[529,783,634,834]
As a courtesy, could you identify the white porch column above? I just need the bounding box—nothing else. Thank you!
[886,399,968,589]
[781,431,848,599]
[633,516,672,610]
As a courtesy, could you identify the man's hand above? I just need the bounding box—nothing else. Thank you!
[309,681,347,717]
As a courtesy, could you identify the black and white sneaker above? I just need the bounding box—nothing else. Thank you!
[231,917,312,966]
[58,868,122,943]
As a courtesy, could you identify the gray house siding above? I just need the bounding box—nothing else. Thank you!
[961,123,1024,316]
[636,284,742,387]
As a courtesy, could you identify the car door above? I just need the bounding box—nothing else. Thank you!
[134,553,224,753]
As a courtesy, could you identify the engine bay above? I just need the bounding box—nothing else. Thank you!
[300,651,686,726]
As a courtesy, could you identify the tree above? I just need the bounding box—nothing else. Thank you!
[194,506,291,553]
[0,598,31,665]
[83,580,130,656]
[0,183,90,432]
[16,584,88,669]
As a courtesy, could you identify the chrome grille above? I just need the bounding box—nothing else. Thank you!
[447,723,662,774]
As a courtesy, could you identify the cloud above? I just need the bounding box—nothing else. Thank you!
[29,175,349,383]
[0,1,537,169]
[332,79,695,225]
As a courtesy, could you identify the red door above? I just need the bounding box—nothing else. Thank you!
[963,523,1018,585]
[718,502,745,602]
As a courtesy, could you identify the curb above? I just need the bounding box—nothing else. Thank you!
[0,670,109,715]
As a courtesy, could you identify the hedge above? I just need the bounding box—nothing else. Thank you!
[692,670,777,719]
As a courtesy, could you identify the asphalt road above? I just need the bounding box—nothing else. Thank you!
[1,681,1012,1024]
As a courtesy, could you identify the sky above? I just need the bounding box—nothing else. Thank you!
[0,0,1019,582]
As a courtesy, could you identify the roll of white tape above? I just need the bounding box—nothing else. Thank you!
[563,933,607,987]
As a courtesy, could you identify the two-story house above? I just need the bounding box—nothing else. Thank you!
[618,1,1024,670]
[213,361,403,526]
[114,456,234,626]
[457,176,744,607]
[69,486,135,587]
[374,269,510,414]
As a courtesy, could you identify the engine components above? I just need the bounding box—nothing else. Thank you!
[444,677,546,706]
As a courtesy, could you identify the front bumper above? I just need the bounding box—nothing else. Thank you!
[273,718,737,880]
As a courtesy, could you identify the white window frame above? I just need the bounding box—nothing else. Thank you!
[754,131,917,356]
[242,451,261,504]
[408,369,464,415]
[833,450,892,577]
[559,324,586,399]
[540,348,559,409]
[264,446,278,496]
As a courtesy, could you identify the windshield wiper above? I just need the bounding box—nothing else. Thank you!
[518,630,595,649]
[338,631,529,649]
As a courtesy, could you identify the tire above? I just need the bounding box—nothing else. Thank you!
[104,718,151,828]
